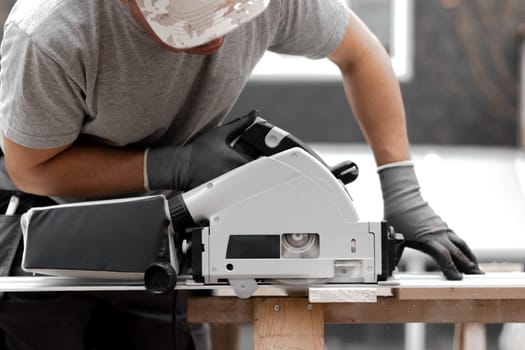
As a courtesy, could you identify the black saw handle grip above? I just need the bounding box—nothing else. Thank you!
[233,110,359,184]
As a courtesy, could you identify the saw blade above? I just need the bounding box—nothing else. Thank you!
[271,278,329,287]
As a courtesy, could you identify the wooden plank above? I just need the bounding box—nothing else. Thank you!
[309,286,378,303]
[324,299,525,324]
[253,298,324,350]
[397,287,525,300]
[188,296,253,324]
[395,272,525,299]
[187,297,525,324]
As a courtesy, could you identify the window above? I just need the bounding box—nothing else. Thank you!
[250,0,414,82]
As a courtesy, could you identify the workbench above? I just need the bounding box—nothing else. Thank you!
[1,272,525,350]
[189,273,525,350]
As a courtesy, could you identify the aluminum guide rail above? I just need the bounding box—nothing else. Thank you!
[1,273,525,302]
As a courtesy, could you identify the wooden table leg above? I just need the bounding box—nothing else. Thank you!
[253,298,324,350]
[210,324,240,350]
[453,323,486,350]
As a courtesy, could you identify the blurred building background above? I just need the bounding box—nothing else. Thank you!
[0,0,13,42]
[231,0,524,148]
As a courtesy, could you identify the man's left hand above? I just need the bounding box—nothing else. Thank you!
[378,162,484,280]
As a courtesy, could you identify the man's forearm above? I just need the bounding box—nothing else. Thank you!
[329,11,411,166]
[341,48,411,166]
[4,138,145,198]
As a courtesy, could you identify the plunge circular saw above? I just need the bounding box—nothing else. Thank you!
[147,110,404,298]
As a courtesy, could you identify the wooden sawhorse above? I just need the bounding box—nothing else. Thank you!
[188,273,525,350]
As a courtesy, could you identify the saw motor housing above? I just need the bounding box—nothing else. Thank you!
[181,147,400,298]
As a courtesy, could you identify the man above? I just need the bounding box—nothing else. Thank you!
[0,0,482,349]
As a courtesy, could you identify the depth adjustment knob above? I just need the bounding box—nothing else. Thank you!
[144,261,177,295]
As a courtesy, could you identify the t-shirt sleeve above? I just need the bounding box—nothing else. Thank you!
[0,22,85,149]
[268,0,350,59]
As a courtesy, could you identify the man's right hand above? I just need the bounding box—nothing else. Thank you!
[145,112,256,192]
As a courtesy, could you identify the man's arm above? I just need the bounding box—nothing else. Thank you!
[328,10,410,166]
[327,10,482,279]
[3,112,256,198]
[3,135,145,197]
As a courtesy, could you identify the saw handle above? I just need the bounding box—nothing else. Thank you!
[330,160,359,184]
[232,112,323,163]
[233,111,359,184]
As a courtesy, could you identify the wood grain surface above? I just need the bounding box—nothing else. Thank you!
[253,298,324,350]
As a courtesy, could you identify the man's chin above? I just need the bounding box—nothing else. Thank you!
[184,37,225,55]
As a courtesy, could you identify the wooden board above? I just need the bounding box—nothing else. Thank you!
[395,272,525,300]
[188,297,525,324]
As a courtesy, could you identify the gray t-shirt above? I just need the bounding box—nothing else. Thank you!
[0,0,349,190]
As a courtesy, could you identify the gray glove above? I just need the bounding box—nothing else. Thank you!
[145,113,256,192]
[378,162,483,280]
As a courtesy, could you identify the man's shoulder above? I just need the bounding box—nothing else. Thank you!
[6,0,81,36]
[4,0,124,49]
[2,0,109,82]
[3,0,118,67]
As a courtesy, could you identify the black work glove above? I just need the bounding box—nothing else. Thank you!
[145,113,256,192]
[378,162,483,280]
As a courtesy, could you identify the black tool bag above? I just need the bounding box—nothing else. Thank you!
[21,195,175,279]
[0,190,57,299]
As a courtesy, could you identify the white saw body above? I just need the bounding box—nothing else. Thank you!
[182,148,386,298]
[171,114,403,298]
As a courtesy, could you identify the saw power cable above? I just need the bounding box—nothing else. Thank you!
[172,289,177,350]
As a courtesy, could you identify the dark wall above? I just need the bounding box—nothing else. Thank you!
[230,0,525,146]
[404,0,524,145]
